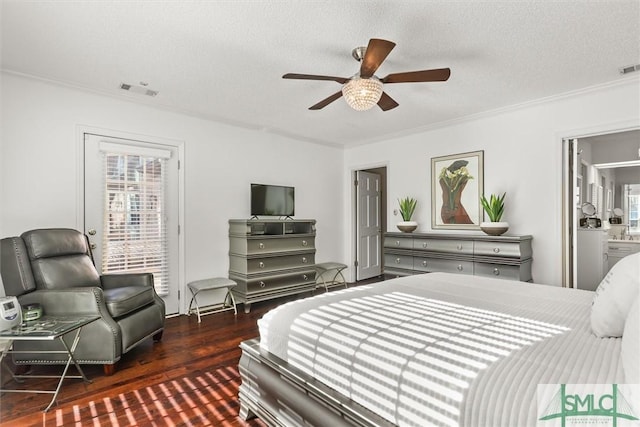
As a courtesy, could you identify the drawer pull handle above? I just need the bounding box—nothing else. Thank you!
[302,274,308,280]
[259,281,266,288]
[493,248,500,253]
[457,265,463,271]
[422,260,427,266]
[302,257,308,263]
[395,240,401,246]
[259,242,265,249]
[493,268,500,275]
[259,261,265,268]
[457,244,463,250]
[423,242,428,248]
[395,258,401,264]
[302,240,308,246]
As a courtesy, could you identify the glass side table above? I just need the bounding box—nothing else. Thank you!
[0,315,100,412]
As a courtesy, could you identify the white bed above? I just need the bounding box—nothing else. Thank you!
[239,269,638,427]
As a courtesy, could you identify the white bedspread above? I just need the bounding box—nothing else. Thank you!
[258,273,624,427]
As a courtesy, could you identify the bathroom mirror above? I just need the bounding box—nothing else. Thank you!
[581,202,596,217]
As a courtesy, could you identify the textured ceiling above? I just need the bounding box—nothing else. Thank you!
[1,1,639,147]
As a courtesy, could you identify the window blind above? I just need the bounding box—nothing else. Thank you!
[100,147,170,297]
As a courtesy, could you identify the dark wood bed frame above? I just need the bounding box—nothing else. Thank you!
[238,338,395,427]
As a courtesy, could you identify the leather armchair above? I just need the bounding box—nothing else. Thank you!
[0,228,165,376]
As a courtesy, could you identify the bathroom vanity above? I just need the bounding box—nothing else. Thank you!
[608,239,640,269]
[576,228,608,291]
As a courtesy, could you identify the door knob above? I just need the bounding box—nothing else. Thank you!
[88,229,97,236]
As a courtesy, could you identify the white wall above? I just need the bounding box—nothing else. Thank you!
[3,72,639,292]
[615,166,640,185]
[344,77,640,286]
[0,73,345,298]
[591,133,640,164]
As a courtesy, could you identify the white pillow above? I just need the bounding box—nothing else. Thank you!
[591,252,640,337]
[621,296,639,384]
[621,297,640,419]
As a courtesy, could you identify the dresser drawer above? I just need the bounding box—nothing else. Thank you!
[414,257,473,275]
[231,236,315,255]
[248,253,314,274]
[246,271,315,295]
[384,236,413,250]
[474,241,522,258]
[608,243,640,255]
[413,238,473,254]
[230,253,315,274]
[233,270,316,297]
[474,262,521,281]
[384,253,413,270]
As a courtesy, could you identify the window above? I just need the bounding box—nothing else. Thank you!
[101,147,170,296]
[624,184,640,234]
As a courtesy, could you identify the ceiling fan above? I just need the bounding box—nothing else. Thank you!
[283,38,451,112]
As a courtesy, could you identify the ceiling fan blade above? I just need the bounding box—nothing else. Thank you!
[309,91,343,110]
[283,73,348,84]
[382,68,451,84]
[359,38,396,78]
[378,92,399,111]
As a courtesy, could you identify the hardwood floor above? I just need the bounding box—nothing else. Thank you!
[0,279,381,426]
[0,297,277,426]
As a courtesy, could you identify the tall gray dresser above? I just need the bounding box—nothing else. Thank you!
[384,232,533,282]
[229,219,317,312]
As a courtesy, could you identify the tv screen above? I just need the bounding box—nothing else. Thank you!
[251,184,295,217]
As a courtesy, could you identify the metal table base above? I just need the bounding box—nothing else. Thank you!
[0,316,98,412]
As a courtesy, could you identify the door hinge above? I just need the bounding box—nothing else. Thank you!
[354,179,359,186]
[178,290,180,300]
[354,260,359,267]
[178,224,181,235]
[178,160,181,169]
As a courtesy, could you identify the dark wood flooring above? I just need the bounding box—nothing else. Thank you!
[0,279,381,426]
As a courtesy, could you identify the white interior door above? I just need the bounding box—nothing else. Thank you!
[356,171,382,280]
[84,133,180,314]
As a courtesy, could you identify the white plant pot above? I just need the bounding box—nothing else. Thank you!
[480,221,509,236]
[397,221,418,233]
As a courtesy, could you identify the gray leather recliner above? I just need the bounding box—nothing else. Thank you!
[0,228,165,376]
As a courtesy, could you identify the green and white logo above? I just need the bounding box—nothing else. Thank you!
[538,384,639,427]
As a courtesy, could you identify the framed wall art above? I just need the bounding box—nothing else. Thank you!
[431,150,484,230]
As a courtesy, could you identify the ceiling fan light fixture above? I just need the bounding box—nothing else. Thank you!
[342,76,383,111]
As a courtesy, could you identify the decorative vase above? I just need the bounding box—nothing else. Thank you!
[480,221,509,236]
[397,221,418,233]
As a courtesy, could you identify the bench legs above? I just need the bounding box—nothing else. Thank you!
[188,286,237,322]
[316,265,348,292]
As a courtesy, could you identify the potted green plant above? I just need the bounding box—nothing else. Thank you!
[480,192,509,235]
[397,197,418,232]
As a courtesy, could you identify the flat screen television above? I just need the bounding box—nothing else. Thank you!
[251,184,295,217]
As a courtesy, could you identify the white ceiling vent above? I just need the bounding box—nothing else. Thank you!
[119,82,158,97]
[618,64,640,75]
